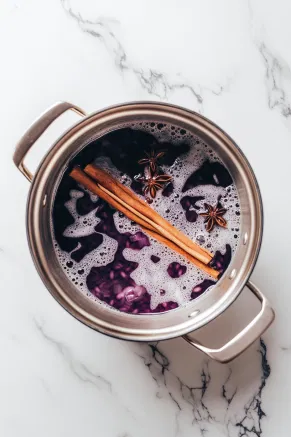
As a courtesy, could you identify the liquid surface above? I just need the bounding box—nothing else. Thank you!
[52,121,241,314]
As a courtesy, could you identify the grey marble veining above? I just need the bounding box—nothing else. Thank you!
[34,318,113,393]
[60,0,231,110]
[1,0,290,435]
[258,42,291,118]
[134,340,270,437]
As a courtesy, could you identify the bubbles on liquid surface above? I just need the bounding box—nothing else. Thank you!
[51,119,241,312]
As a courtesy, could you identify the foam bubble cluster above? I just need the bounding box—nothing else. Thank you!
[54,190,118,295]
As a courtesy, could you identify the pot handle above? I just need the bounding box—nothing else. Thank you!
[183,281,275,363]
[13,101,86,182]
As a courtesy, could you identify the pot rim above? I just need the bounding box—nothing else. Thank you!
[25,101,263,341]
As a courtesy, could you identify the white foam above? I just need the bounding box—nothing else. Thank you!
[63,190,101,238]
[54,189,118,295]
[123,237,207,310]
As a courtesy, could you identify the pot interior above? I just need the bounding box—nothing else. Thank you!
[27,102,262,341]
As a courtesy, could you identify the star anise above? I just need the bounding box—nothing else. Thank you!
[138,150,166,173]
[135,169,172,198]
[199,201,227,232]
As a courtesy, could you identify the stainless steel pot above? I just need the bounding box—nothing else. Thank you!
[13,101,275,363]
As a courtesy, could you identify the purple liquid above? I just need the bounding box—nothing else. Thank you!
[52,123,239,314]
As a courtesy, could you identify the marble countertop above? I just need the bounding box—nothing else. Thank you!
[1,0,290,435]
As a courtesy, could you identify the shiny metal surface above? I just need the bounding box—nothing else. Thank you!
[183,281,275,362]
[13,102,86,182]
[14,101,274,362]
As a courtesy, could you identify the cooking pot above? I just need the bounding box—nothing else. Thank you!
[13,101,275,363]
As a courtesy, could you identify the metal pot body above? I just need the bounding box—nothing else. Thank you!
[13,101,275,363]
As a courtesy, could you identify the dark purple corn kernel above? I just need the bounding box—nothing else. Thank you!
[209,244,232,274]
[150,255,161,263]
[185,210,198,222]
[180,195,205,211]
[191,279,216,299]
[167,262,187,278]
[192,285,202,293]
[113,262,123,270]
[128,231,150,250]
[120,271,127,279]
[180,197,191,210]
[162,182,174,197]
[180,196,204,223]
[154,301,178,312]
[178,267,186,276]
[124,285,146,302]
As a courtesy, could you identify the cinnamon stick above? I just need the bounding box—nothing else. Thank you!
[143,228,219,279]
[69,167,219,279]
[70,167,157,233]
[84,164,212,265]
[84,165,212,259]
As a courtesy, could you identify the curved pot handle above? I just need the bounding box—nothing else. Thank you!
[183,281,275,363]
[13,101,86,182]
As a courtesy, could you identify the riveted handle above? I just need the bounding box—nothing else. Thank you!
[13,101,86,182]
[183,281,275,363]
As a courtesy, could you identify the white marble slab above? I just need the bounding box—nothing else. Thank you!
[1,0,290,435]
